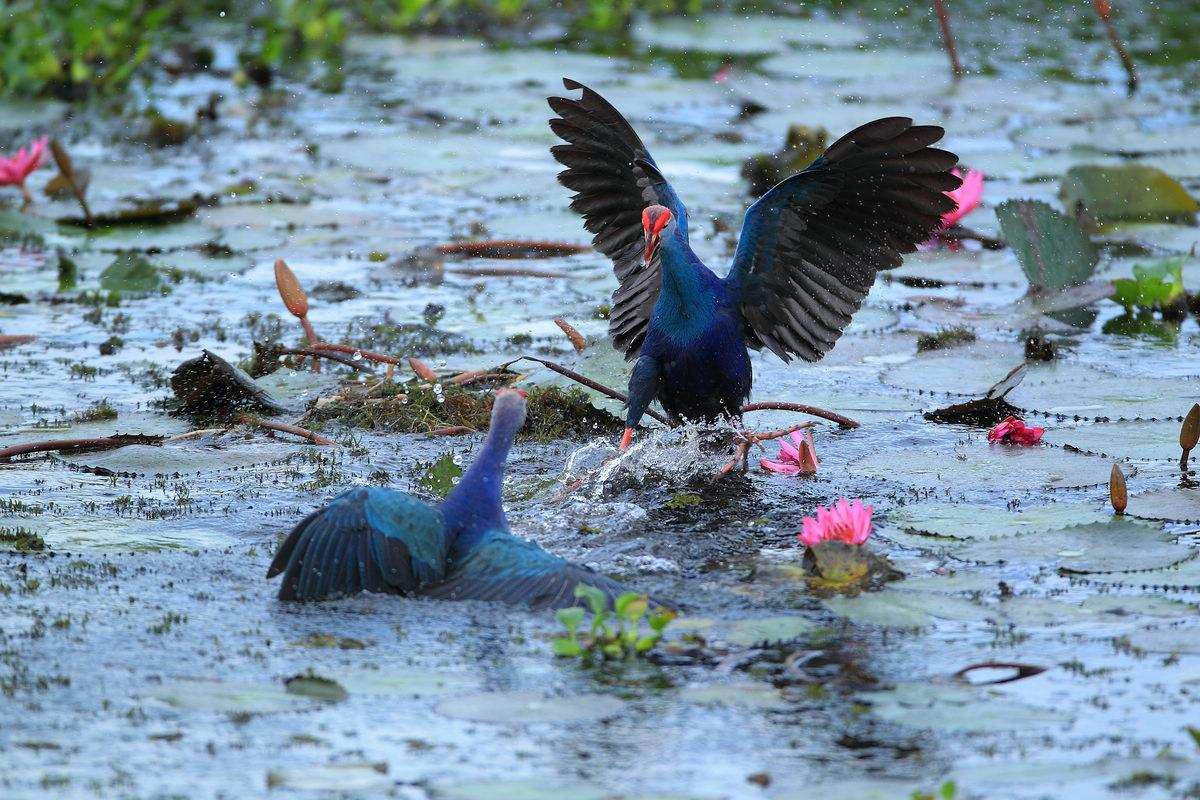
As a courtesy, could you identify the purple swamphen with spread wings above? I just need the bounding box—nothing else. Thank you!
[267,389,629,609]
[548,78,961,450]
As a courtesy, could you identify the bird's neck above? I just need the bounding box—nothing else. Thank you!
[440,425,512,555]
[654,234,715,342]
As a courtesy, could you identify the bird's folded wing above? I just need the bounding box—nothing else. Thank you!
[266,486,450,602]
[548,77,689,359]
[421,530,630,611]
[727,117,960,362]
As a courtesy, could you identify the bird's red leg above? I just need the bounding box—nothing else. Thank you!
[619,427,634,452]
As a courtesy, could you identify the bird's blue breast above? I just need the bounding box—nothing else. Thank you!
[645,307,752,422]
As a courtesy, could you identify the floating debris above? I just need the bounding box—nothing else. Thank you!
[170,350,285,417]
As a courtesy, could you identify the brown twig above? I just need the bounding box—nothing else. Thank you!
[1181,404,1199,478]
[0,434,164,462]
[236,414,335,446]
[435,239,588,259]
[933,0,964,82]
[308,342,401,366]
[0,334,37,350]
[448,370,519,386]
[426,426,475,437]
[275,347,374,371]
[1093,0,1138,94]
[553,318,587,353]
[953,661,1047,686]
[48,139,93,227]
[500,356,671,425]
[740,401,860,429]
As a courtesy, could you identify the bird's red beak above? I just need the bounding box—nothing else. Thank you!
[642,206,672,265]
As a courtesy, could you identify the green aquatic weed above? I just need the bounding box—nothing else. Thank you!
[552,585,675,661]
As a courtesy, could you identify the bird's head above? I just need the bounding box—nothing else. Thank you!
[642,205,673,264]
[490,387,528,443]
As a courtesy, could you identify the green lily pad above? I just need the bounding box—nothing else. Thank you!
[1060,165,1198,223]
[851,442,1113,491]
[148,681,306,713]
[953,520,1190,573]
[1079,559,1200,590]
[824,589,994,628]
[99,252,162,294]
[678,683,789,710]
[996,594,1197,627]
[1043,420,1192,462]
[723,616,817,646]
[284,674,347,703]
[633,13,865,54]
[858,682,1064,733]
[888,501,1108,541]
[266,763,390,791]
[1127,486,1200,523]
[880,342,1026,397]
[435,692,624,724]
[1010,366,1198,421]
[338,669,477,696]
[0,515,233,551]
[432,779,610,800]
[996,199,1098,291]
[60,443,295,477]
[1016,120,1200,155]
[1126,628,1200,655]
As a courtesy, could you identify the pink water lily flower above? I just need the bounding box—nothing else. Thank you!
[987,416,1044,446]
[798,498,873,548]
[941,167,984,228]
[760,429,819,476]
[0,137,48,206]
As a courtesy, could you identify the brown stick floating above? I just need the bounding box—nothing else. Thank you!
[0,434,165,462]
[740,401,860,429]
[435,239,588,259]
[237,414,336,446]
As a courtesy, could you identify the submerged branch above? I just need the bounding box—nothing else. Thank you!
[435,239,588,259]
[236,414,336,446]
[740,401,860,429]
[0,434,165,462]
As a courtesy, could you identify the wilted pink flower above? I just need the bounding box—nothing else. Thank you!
[941,167,984,228]
[798,498,873,548]
[760,429,819,476]
[0,137,48,206]
[987,416,1044,446]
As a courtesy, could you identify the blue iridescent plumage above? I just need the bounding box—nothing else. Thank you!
[267,390,627,609]
[549,79,961,434]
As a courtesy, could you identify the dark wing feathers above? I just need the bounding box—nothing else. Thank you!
[266,486,449,602]
[421,531,631,611]
[728,117,959,363]
[548,78,689,359]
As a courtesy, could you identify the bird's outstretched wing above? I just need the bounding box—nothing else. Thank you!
[422,530,629,611]
[727,117,960,362]
[267,487,450,602]
[548,77,689,359]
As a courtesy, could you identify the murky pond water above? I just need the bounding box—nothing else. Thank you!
[2,5,1200,799]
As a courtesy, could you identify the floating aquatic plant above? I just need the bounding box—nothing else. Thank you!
[798,498,873,547]
[1110,464,1127,515]
[552,585,675,662]
[1061,165,1197,224]
[987,416,1044,446]
[1112,258,1187,314]
[760,429,818,476]
[0,136,46,208]
[995,199,1099,293]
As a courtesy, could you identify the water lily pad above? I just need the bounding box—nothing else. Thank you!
[435,692,623,724]
[99,253,162,294]
[0,515,233,551]
[888,501,1108,541]
[1010,366,1199,421]
[1044,420,1191,461]
[723,616,817,646]
[1080,559,1200,591]
[858,682,1063,733]
[996,594,1197,627]
[1060,165,1198,223]
[1127,486,1200,523]
[824,589,994,628]
[880,342,1025,397]
[678,683,789,709]
[996,199,1098,291]
[61,444,295,477]
[284,674,347,702]
[149,681,305,713]
[851,442,1113,491]
[267,763,390,791]
[1126,628,1200,655]
[1016,120,1200,155]
[633,13,865,54]
[432,779,610,800]
[953,519,1190,573]
[338,669,478,697]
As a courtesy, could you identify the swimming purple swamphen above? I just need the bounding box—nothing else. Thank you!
[548,79,961,450]
[267,389,628,609]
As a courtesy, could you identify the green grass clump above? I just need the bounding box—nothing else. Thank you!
[553,585,675,662]
[305,380,620,442]
[916,326,977,352]
[0,527,47,552]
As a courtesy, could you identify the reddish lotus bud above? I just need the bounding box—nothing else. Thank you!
[409,357,437,382]
[274,259,308,319]
[554,317,587,353]
[1110,464,1127,515]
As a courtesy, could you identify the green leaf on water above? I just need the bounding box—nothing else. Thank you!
[416,452,461,499]
[284,673,348,703]
[1060,164,1199,224]
[551,638,583,657]
[1112,257,1186,311]
[555,606,584,636]
[995,199,1098,291]
[99,252,162,294]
